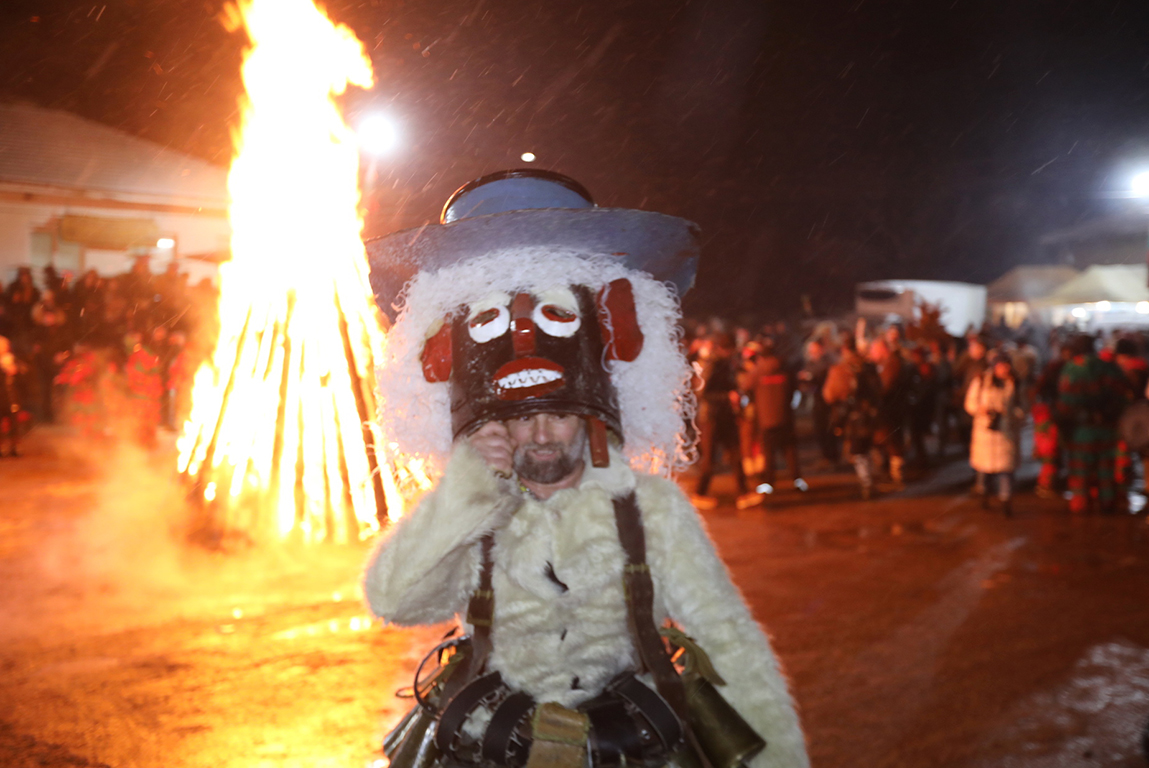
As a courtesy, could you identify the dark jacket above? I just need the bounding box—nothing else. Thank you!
[749,353,794,431]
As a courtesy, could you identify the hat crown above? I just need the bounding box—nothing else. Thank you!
[441,169,595,224]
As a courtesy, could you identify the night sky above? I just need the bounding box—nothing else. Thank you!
[3,0,1149,317]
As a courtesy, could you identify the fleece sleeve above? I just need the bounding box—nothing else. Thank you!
[639,477,810,768]
[363,443,520,626]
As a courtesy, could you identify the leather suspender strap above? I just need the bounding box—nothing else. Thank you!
[611,493,713,768]
[610,493,687,716]
[467,533,496,670]
[435,535,508,758]
[438,534,496,710]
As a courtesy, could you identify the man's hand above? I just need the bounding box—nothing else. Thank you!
[468,420,514,477]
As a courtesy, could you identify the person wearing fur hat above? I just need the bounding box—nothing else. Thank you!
[363,170,808,768]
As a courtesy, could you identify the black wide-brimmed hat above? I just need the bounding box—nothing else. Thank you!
[365,169,700,319]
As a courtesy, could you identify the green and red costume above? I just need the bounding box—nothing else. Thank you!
[55,349,106,438]
[125,345,163,448]
[1056,354,1130,513]
[1031,401,1059,488]
[1032,358,1067,492]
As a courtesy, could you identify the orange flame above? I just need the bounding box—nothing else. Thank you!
[177,0,395,543]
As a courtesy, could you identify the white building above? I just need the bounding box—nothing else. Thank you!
[0,102,229,286]
[855,279,987,337]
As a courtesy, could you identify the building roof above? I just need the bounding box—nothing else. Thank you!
[1033,263,1149,306]
[986,265,1079,303]
[0,102,227,207]
[1039,212,1149,245]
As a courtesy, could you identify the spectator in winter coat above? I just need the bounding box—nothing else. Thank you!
[693,333,759,509]
[5,267,40,341]
[746,339,807,494]
[929,338,957,458]
[823,336,882,499]
[869,338,908,488]
[30,291,72,424]
[1010,340,1039,406]
[965,354,1023,515]
[1114,337,1149,397]
[70,269,106,337]
[0,300,14,342]
[800,337,839,466]
[1113,337,1149,492]
[906,345,938,468]
[953,335,989,446]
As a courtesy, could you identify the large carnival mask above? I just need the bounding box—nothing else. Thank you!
[421,278,644,460]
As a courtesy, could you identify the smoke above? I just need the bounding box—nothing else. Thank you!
[0,428,425,768]
[31,438,196,627]
[0,430,369,641]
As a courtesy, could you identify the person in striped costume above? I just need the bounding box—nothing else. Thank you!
[1056,334,1131,514]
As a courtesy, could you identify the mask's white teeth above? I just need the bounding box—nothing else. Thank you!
[497,368,562,389]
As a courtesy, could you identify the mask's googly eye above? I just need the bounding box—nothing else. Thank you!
[467,305,510,343]
[534,303,581,337]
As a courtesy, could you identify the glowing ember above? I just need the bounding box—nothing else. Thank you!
[177,0,391,543]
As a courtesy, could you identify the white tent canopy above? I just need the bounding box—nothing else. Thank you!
[986,265,1079,303]
[1032,264,1149,307]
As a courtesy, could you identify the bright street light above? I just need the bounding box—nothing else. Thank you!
[1132,171,1149,198]
[521,152,536,163]
[357,114,400,156]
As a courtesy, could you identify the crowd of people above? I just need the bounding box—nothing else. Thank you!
[685,311,1148,515]
[3,260,1145,518]
[0,258,217,454]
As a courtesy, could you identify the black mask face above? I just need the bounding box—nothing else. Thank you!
[446,284,621,439]
[419,278,645,448]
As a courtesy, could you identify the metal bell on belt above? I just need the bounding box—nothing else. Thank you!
[683,674,766,768]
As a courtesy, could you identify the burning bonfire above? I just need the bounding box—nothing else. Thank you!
[177,0,395,544]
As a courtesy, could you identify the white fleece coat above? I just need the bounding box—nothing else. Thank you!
[365,445,809,768]
[964,373,1022,474]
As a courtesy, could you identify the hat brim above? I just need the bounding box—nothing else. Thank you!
[366,207,700,320]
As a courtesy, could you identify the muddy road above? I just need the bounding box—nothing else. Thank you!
[1,429,1148,767]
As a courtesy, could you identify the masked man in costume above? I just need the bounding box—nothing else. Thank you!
[364,170,808,768]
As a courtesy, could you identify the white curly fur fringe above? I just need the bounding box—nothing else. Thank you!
[375,248,697,497]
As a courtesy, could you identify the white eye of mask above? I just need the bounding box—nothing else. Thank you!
[532,288,581,338]
[466,294,511,343]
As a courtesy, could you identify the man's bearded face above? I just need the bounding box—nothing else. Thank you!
[508,413,587,484]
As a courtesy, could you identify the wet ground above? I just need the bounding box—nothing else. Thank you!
[1,428,1148,768]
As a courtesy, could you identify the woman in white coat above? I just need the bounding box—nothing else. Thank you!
[965,353,1023,515]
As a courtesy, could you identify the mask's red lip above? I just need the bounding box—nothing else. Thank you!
[494,357,565,401]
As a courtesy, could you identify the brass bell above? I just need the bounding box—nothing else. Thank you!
[684,675,766,768]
